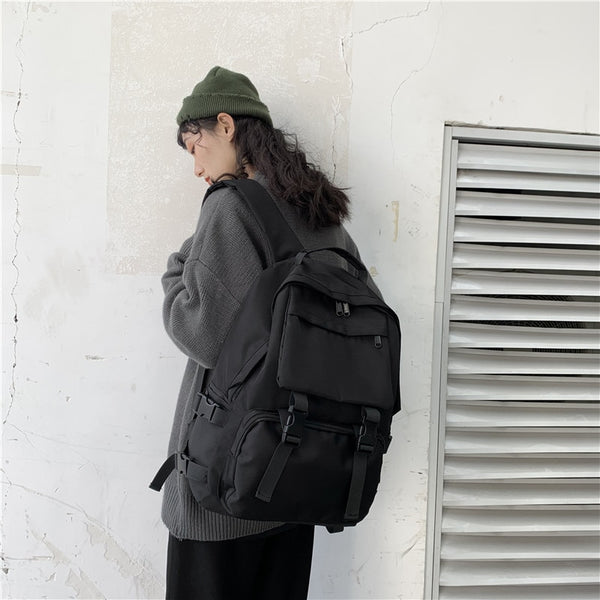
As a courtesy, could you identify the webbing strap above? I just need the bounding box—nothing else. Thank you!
[151,365,212,493]
[255,392,308,503]
[149,453,177,491]
[343,452,369,520]
[206,179,304,263]
[255,443,295,502]
[343,407,381,521]
[148,451,208,492]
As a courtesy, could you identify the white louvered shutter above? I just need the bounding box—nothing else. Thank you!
[427,127,600,600]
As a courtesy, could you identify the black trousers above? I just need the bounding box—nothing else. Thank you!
[166,525,315,600]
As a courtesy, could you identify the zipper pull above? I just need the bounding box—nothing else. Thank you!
[335,301,344,316]
[374,335,382,348]
[343,302,351,317]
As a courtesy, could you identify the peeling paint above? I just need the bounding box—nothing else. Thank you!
[10,483,162,597]
[66,567,105,599]
[1,89,29,98]
[85,522,161,596]
[1,164,41,176]
[86,522,140,579]
[29,527,104,599]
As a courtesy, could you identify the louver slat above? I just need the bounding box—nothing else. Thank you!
[444,456,600,479]
[446,402,600,427]
[450,296,600,322]
[442,507,600,533]
[454,217,600,244]
[457,144,600,176]
[448,349,600,374]
[443,481,600,507]
[429,130,600,600]
[439,560,600,586]
[455,190,600,219]
[440,585,600,600]
[445,429,599,454]
[457,170,599,192]
[447,375,600,401]
[441,535,600,559]
[453,243,600,270]
[448,324,600,349]
[451,269,599,295]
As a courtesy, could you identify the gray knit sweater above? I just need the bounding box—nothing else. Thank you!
[160,174,372,541]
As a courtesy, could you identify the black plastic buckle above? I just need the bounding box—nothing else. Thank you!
[357,407,380,453]
[281,395,308,446]
[194,393,219,422]
[177,452,190,476]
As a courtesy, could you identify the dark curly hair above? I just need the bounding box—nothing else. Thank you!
[177,117,350,229]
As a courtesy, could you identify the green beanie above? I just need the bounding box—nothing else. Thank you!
[176,66,272,127]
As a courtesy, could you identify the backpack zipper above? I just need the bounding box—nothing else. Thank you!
[335,300,351,317]
[231,410,357,457]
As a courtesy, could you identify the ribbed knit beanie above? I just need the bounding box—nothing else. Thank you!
[176,66,272,127]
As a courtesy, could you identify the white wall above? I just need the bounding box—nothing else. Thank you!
[2,1,598,599]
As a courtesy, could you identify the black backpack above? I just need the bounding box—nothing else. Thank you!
[150,179,401,532]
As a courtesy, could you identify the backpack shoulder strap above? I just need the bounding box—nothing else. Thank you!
[206,178,304,262]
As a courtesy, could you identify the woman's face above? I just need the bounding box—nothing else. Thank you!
[181,114,238,184]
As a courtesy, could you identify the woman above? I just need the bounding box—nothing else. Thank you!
[160,66,373,600]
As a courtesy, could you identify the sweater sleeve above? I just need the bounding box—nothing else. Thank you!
[161,186,272,368]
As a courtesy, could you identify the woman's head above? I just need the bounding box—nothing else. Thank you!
[176,66,350,228]
[177,66,271,184]
[178,113,240,185]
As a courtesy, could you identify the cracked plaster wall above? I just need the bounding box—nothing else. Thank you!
[2,1,598,599]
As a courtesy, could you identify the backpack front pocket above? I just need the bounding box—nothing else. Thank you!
[222,409,384,524]
[276,286,394,409]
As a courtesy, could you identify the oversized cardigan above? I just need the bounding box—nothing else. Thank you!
[160,174,374,541]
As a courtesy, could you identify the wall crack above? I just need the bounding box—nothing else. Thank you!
[352,1,432,36]
[6,2,31,426]
[339,35,353,95]
[330,95,342,181]
[390,2,442,165]
[338,2,437,168]
[339,4,433,93]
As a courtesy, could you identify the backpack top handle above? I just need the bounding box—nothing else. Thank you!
[295,247,369,283]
